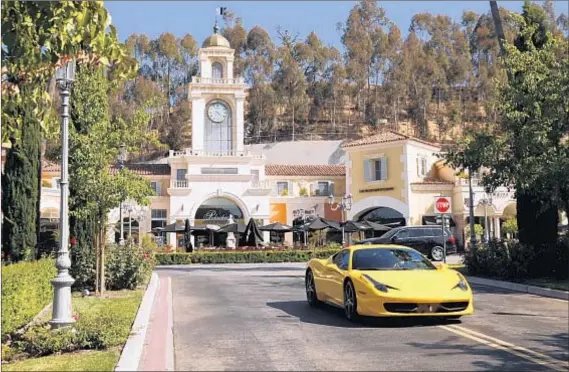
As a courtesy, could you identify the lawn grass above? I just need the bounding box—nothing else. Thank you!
[457,266,568,292]
[3,289,143,371]
[2,349,120,371]
[522,278,569,292]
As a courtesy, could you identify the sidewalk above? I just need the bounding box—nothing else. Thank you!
[138,273,174,371]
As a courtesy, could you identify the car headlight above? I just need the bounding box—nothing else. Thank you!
[362,274,398,293]
[453,274,469,291]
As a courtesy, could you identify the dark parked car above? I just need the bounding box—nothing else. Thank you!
[354,225,457,261]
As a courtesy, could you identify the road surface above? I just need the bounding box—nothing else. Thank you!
[158,262,568,371]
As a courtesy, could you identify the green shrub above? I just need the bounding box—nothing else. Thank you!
[13,290,143,357]
[105,243,155,290]
[155,248,340,265]
[18,325,78,357]
[465,238,568,280]
[1,259,57,338]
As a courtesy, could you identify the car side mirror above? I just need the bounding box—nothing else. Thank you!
[391,236,398,243]
[436,263,448,271]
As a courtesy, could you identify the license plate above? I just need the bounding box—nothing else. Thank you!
[417,304,437,313]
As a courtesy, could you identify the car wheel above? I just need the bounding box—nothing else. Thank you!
[431,246,444,261]
[305,270,320,307]
[343,280,359,321]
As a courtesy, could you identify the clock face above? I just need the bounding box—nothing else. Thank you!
[207,103,228,123]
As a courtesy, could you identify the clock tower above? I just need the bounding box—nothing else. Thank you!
[188,23,247,153]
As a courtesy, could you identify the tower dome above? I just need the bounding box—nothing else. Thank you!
[202,22,231,48]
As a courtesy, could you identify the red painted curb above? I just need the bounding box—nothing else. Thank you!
[139,274,170,371]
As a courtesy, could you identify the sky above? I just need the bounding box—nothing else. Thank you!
[105,1,569,48]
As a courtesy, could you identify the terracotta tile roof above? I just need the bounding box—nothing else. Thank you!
[411,177,454,185]
[265,164,345,177]
[341,130,441,149]
[42,160,61,173]
[109,164,171,176]
[42,161,170,176]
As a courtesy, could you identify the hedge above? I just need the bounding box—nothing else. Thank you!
[156,249,340,265]
[1,259,57,338]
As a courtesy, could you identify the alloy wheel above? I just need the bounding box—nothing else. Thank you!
[344,281,357,320]
[431,246,444,261]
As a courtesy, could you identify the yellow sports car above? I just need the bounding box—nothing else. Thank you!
[305,244,474,321]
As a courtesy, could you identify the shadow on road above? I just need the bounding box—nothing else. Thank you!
[406,336,558,371]
[266,300,462,329]
[156,265,305,273]
[527,332,569,363]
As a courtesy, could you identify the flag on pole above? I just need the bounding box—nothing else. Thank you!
[216,7,227,16]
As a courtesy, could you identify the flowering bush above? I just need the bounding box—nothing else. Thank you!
[105,243,155,290]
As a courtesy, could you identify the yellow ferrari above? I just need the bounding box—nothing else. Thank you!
[305,244,474,321]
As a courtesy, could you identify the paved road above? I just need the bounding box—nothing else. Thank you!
[159,262,568,371]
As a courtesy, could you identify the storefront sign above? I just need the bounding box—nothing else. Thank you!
[203,210,231,220]
[359,187,394,193]
[293,208,317,219]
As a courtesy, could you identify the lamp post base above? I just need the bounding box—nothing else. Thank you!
[49,274,76,329]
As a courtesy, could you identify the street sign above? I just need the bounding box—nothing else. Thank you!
[434,196,452,214]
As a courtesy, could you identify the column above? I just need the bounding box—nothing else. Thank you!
[235,95,245,152]
[191,95,205,151]
[494,217,501,240]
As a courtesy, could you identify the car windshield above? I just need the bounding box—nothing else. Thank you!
[352,248,436,271]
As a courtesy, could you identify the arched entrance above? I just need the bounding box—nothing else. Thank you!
[193,197,244,247]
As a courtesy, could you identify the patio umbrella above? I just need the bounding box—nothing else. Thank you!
[259,222,293,232]
[361,220,392,231]
[245,218,264,246]
[218,221,247,233]
[341,220,371,233]
[305,217,340,231]
[183,219,193,253]
[161,221,185,233]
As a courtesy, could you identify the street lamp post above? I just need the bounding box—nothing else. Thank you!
[50,59,76,329]
[478,196,493,244]
[328,193,353,246]
[118,143,126,245]
[468,172,477,249]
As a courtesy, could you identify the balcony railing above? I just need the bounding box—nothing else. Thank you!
[191,77,245,85]
[170,179,190,189]
[169,149,265,159]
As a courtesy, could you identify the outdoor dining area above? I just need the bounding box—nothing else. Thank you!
[151,215,396,251]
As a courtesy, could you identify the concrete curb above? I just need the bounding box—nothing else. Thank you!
[115,272,159,372]
[467,276,569,301]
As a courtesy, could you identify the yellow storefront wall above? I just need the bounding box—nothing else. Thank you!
[270,203,287,224]
[348,145,405,204]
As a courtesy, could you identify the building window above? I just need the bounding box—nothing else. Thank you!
[151,181,162,196]
[205,101,232,153]
[316,182,329,196]
[176,169,187,180]
[364,158,387,182]
[151,209,167,230]
[277,181,289,196]
[250,169,259,181]
[212,62,223,79]
[417,156,428,177]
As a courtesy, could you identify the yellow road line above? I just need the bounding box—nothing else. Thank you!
[439,325,569,372]
[447,325,569,368]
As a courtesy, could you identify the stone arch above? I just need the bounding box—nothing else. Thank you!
[190,192,250,223]
[501,202,517,219]
[348,195,409,222]
[212,61,223,78]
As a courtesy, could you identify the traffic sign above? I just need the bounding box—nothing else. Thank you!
[434,196,451,214]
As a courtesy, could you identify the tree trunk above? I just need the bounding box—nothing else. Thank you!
[489,1,507,56]
[95,222,100,296]
[99,212,106,297]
